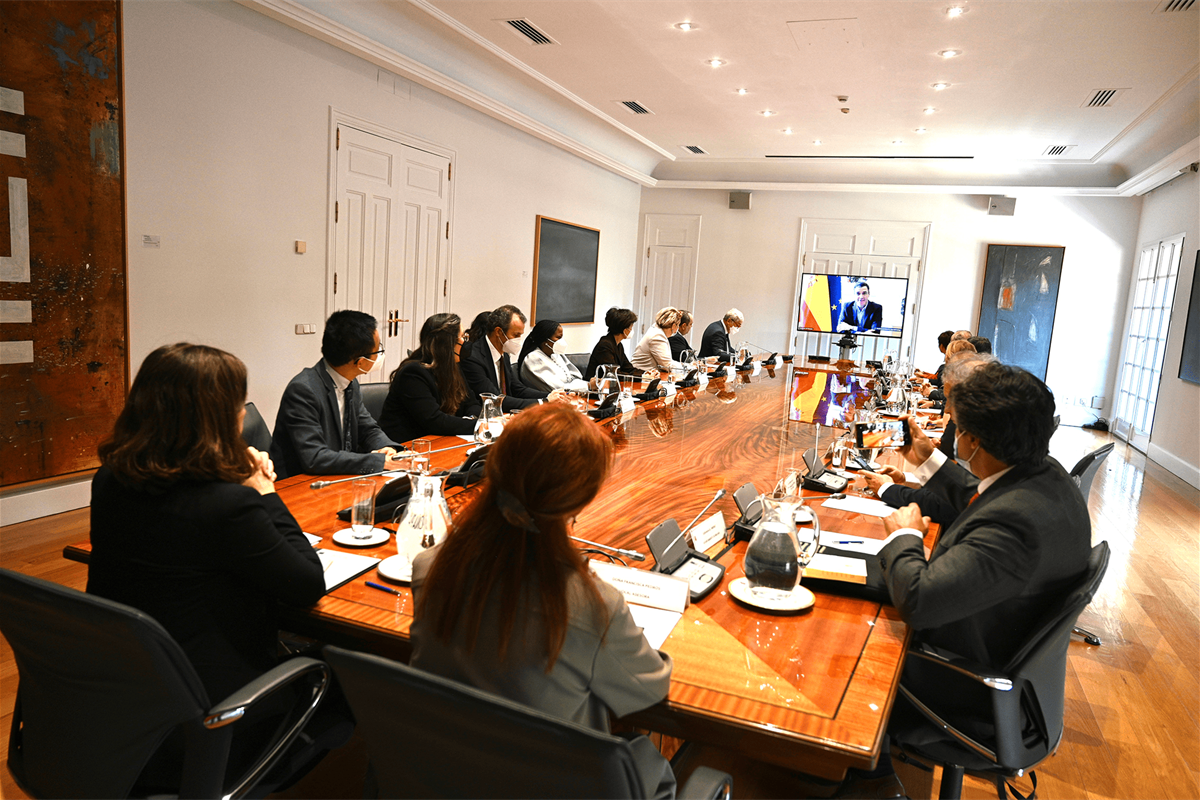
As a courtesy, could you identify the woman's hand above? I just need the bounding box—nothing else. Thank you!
[244,446,277,495]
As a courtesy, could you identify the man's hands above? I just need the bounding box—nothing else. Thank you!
[883,503,930,536]
[896,414,934,466]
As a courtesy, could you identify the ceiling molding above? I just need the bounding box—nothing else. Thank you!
[404,0,677,162]
[1115,137,1200,196]
[649,180,1122,196]
[234,0,658,187]
[1091,63,1200,165]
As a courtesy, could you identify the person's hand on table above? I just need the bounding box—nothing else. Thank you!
[883,503,930,537]
[862,471,893,495]
[546,389,569,403]
[373,446,398,456]
[896,414,935,465]
[878,464,906,483]
[920,384,933,397]
[244,447,277,495]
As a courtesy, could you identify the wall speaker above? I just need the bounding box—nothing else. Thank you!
[987,196,1016,216]
[729,191,751,210]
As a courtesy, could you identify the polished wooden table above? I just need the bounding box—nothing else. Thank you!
[68,361,933,780]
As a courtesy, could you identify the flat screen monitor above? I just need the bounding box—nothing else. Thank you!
[796,273,908,339]
[787,370,874,425]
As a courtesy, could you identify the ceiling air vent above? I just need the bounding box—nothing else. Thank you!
[1083,88,1128,108]
[503,19,556,45]
[682,145,707,155]
[1042,144,1077,157]
[1156,0,1195,12]
[619,101,654,115]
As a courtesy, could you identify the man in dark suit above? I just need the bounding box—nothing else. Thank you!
[271,310,405,479]
[668,310,693,361]
[838,279,884,332]
[698,308,742,359]
[460,306,561,412]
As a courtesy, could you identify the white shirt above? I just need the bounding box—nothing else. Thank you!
[324,360,353,438]
[521,349,589,393]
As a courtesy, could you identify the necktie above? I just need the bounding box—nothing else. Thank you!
[342,384,354,452]
[498,357,508,393]
[968,491,980,505]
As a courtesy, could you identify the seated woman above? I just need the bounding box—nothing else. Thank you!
[517,319,590,393]
[410,403,674,794]
[631,306,683,374]
[379,313,481,443]
[86,344,337,787]
[585,307,639,382]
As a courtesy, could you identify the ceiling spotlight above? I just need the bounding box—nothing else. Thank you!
[946,6,967,17]
[760,110,776,117]
[892,139,905,145]
[708,58,725,68]
[783,128,793,134]
[813,140,822,146]
[924,107,937,115]
[931,82,951,91]
[736,88,748,95]
[939,49,961,58]
[675,21,697,31]
[915,127,928,134]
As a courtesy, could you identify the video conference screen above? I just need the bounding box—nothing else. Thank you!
[796,273,908,339]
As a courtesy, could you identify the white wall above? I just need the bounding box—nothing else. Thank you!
[122,0,642,427]
[637,189,1143,427]
[1136,171,1199,488]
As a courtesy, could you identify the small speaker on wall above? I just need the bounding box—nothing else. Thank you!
[729,191,752,210]
[988,196,1016,216]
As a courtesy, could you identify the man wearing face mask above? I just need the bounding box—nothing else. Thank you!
[698,308,743,360]
[271,310,405,479]
[460,305,563,411]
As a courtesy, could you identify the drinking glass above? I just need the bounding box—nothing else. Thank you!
[409,438,431,475]
[350,478,376,540]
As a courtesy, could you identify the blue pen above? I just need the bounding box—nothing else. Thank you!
[834,539,864,544]
[366,580,403,596]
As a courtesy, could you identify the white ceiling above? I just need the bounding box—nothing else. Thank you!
[255,0,1200,192]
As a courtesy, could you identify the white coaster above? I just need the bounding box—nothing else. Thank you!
[332,528,390,548]
[727,577,815,613]
[377,554,414,583]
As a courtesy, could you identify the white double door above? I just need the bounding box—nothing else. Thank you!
[331,123,451,383]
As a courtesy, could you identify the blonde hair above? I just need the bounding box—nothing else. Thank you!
[654,307,682,329]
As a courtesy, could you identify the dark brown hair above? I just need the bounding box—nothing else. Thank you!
[418,403,613,669]
[98,343,255,489]
[394,313,468,414]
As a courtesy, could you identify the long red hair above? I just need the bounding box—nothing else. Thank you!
[418,403,613,669]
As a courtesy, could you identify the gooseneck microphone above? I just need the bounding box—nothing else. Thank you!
[667,488,727,551]
[570,536,645,562]
[309,441,478,488]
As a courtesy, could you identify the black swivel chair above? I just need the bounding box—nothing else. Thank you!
[565,352,592,376]
[360,381,389,423]
[0,568,331,799]
[1067,442,1114,646]
[890,541,1110,800]
[324,645,733,799]
[242,401,273,452]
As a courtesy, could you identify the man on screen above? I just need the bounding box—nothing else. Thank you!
[838,279,884,332]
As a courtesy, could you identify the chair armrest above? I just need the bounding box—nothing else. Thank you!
[204,657,330,728]
[909,645,1014,692]
[679,766,733,800]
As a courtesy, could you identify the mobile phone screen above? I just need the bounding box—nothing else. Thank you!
[855,419,911,449]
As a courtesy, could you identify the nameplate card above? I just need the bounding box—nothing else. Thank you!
[618,394,636,413]
[698,370,709,387]
[663,381,677,398]
[725,365,736,378]
[751,362,761,376]
[689,511,726,554]
[589,560,689,613]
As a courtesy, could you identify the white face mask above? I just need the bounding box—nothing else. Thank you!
[728,325,740,337]
[954,430,980,473]
[503,335,522,357]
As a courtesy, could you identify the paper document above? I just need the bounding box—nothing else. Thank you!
[303,532,323,546]
[818,533,885,556]
[806,553,867,584]
[316,549,381,593]
[821,495,896,518]
[628,605,683,649]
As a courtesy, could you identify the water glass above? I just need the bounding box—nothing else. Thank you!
[409,438,431,475]
[350,478,376,539]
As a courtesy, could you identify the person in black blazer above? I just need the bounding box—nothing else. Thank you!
[586,307,639,380]
[460,306,558,411]
[697,308,742,359]
[668,310,693,361]
[837,279,884,332]
[379,313,481,443]
[271,310,404,479]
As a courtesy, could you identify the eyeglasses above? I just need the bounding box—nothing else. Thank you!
[359,349,385,360]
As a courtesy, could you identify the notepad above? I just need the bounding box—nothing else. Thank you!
[821,495,896,518]
[805,553,868,584]
[316,549,381,593]
[588,561,688,649]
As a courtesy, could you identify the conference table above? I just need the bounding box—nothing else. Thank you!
[67,359,937,781]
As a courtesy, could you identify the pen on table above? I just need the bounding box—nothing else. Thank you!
[366,581,403,596]
[833,539,865,544]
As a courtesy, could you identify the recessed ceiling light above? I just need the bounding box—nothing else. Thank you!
[924,107,937,115]
[946,6,967,18]
[813,139,822,146]
[783,128,793,134]
[931,82,951,91]
[675,21,697,31]
[915,127,928,134]
[708,58,725,68]
[892,139,905,145]
[760,110,776,117]
[736,88,748,95]
[939,49,961,58]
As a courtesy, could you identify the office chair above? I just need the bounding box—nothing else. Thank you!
[324,646,733,799]
[0,568,331,799]
[1067,442,1114,646]
[565,352,592,375]
[360,381,389,423]
[242,401,273,452]
[890,541,1110,800]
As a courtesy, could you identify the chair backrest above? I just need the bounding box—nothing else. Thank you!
[242,401,272,452]
[1068,442,1115,501]
[565,352,591,375]
[324,646,647,799]
[359,381,389,423]
[995,541,1110,770]
[0,569,213,799]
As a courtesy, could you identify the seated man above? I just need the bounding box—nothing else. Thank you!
[698,308,742,360]
[842,361,1091,797]
[838,279,883,332]
[668,310,694,361]
[271,310,405,479]
[460,306,562,411]
[968,334,993,354]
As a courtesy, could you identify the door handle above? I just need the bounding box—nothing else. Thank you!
[387,310,410,337]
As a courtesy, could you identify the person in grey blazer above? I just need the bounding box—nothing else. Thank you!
[271,310,405,479]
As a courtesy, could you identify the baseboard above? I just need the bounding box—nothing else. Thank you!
[1146,442,1200,490]
[0,475,93,525]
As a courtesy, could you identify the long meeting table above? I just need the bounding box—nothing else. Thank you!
[67,360,936,781]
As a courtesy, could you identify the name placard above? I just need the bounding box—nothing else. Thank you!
[589,560,689,613]
[689,510,726,554]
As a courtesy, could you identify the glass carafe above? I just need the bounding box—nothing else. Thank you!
[596,364,619,397]
[474,394,504,444]
[394,473,451,564]
[743,494,802,601]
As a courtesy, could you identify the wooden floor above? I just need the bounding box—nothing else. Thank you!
[1,427,1197,799]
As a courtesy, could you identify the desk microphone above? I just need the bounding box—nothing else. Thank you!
[570,535,645,562]
[666,488,727,551]
[308,441,476,489]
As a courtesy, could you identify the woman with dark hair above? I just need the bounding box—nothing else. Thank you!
[517,318,590,393]
[410,403,673,792]
[461,310,494,359]
[585,306,639,381]
[378,313,481,443]
[87,343,325,706]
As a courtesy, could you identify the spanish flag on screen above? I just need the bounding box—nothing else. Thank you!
[799,275,832,332]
